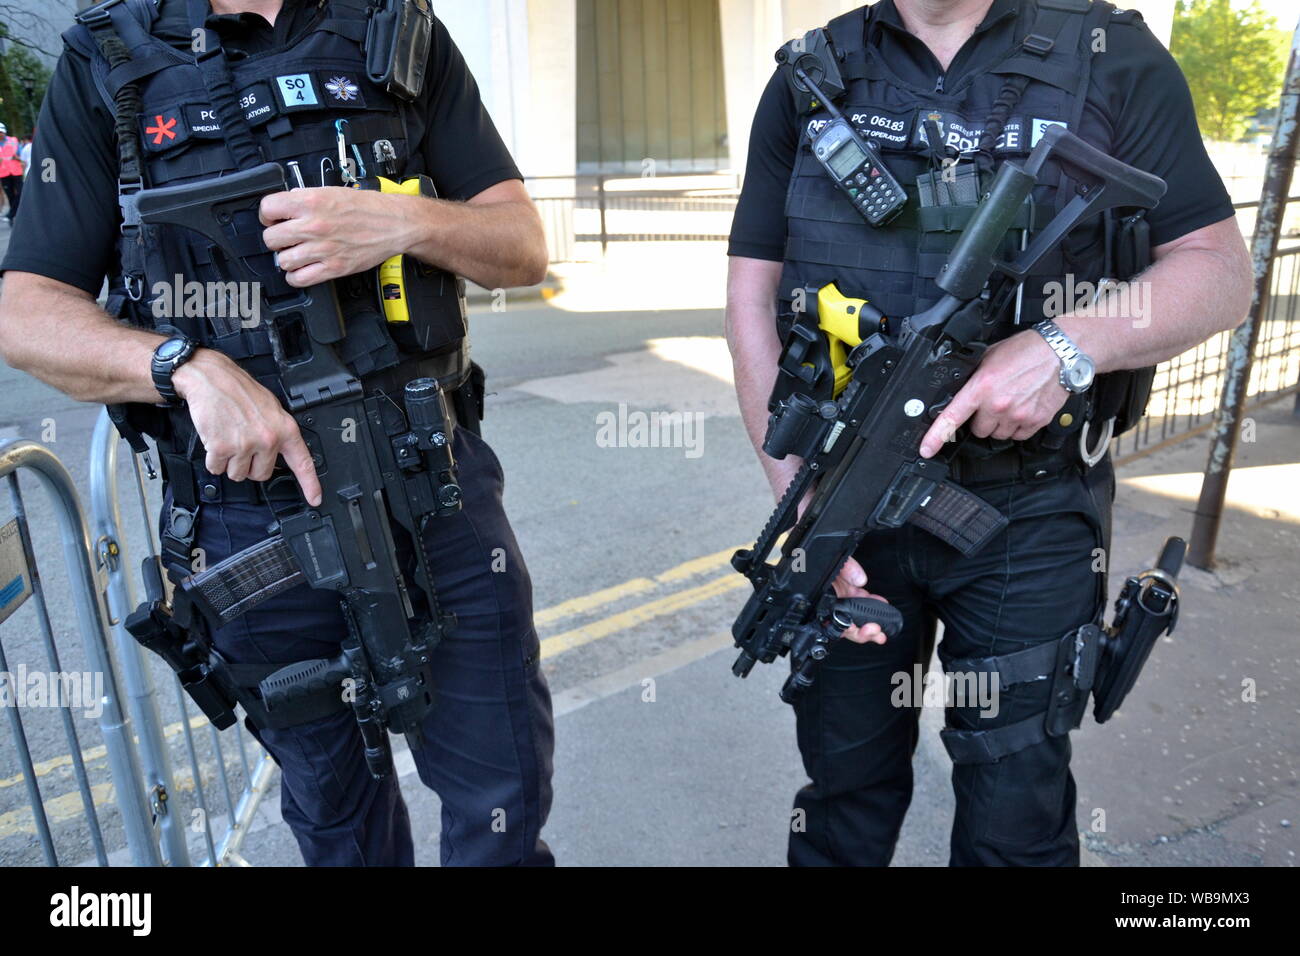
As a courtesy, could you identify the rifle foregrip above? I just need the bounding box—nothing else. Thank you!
[832,597,904,638]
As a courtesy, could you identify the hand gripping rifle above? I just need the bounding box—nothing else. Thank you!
[731,127,1168,703]
[120,163,462,777]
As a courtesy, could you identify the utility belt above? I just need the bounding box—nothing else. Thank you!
[947,444,1083,486]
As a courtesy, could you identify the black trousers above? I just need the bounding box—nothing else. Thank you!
[1,174,21,221]
[789,459,1115,867]
[189,428,555,866]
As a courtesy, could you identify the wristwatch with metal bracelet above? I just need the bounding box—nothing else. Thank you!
[1033,319,1096,394]
[151,333,198,406]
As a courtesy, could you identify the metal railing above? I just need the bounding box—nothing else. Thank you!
[0,414,276,867]
[527,174,740,261]
[0,438,157,866]
[87,411,276,867]
[1112,197,1300,462]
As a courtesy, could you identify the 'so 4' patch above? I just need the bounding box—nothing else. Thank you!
[275,74,319,110]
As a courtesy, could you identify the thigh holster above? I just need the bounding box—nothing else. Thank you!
[939,624,1102,765]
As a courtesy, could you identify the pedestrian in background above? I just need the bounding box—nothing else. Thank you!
[0,123,24,223]
[19,136,32,179]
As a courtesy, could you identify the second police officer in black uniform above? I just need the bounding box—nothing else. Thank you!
[0,0,555,866]
[726,0,1252,866]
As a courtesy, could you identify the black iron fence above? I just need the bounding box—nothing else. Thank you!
[1113,196,1300,463]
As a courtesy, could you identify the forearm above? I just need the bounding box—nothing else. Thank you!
[726,258,797,495]
[0,273,165,404]
[397,191,548,291]
[1058,220,1252,373]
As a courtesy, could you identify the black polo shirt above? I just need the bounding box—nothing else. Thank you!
[1,0,522,296]
[729,0,1235,263]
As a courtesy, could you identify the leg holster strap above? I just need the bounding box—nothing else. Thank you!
[940,624,1101,765]
[162,573,352,731]
[160,451,200,573]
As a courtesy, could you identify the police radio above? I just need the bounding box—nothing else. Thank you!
[777,32,907,227]
[799,69,907,227]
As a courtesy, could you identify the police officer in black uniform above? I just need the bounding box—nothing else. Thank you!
[0,0,554,866]
[726,0,1252,866]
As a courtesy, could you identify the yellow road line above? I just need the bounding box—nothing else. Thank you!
[0,781,116,841]
[0,545,752,801]
[533,544,740,627]
[0,713,211,791]
[533,578,658,627]
[0,754,226,841]
[653,545,739,584]
[541,572,747,659]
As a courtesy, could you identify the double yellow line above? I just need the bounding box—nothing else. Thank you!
[0,544,751,839]
[538,545,747,658]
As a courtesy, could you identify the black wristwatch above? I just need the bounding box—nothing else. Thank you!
[151,334,198,406]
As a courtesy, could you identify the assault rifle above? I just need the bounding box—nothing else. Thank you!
[121,163,462,777]
[731,126,1167,703]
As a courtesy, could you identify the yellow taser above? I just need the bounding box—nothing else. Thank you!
[813,283,887,397]
[357,175,436,325]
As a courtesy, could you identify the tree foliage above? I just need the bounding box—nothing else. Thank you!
[1171,0,1289,142]
[0,41,51,138]
[0,7,55,138]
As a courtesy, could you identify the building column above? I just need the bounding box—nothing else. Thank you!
[439,0,578,264]
[719,0,784,181]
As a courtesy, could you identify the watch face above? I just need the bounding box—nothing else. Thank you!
[1067,357,1096,390]
[157,338,188,362]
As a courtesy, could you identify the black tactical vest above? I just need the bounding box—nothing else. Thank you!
[779,0,1118,333]
[65,0,469,406]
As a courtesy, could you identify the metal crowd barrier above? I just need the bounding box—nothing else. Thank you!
[0,437,157,865]
[0,412,277,866]
[87,410,277,866]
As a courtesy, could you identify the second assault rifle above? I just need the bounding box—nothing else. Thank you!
[120,163,462,777]
[731,126,1168,703]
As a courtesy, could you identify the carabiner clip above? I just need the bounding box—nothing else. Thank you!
[125,275,144,302]
[335,119,358,186]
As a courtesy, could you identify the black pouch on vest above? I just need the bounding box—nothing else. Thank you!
[1092,212,1155,436]
[387,267,468,355]
[452,361,487,434]
[366,0,433,101]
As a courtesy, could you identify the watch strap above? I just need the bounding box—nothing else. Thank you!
[1034,319,1081,366]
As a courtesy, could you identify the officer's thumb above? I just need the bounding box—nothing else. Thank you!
[843,558,867,589]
